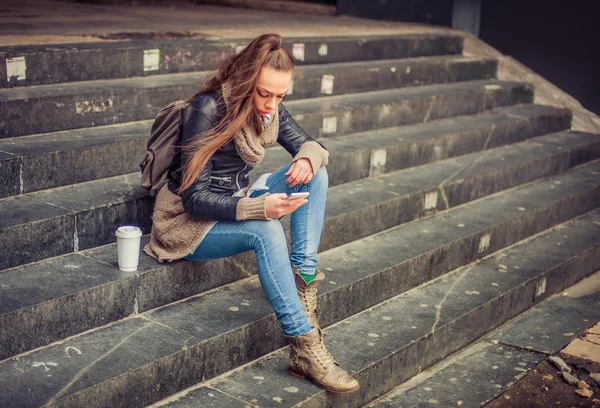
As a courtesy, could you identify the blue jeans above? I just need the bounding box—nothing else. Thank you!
[185,164,328,336]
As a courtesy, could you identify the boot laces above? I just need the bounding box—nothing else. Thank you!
[305,285,318,311]
[310,332,336,368]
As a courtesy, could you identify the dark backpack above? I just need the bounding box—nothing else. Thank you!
[140,100,189,196]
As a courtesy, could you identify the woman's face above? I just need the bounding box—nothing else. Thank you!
[253,66,292,116]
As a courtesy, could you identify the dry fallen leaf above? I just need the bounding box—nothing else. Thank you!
[578,380,590,389]
[575,388,593,398]
[542,374,553,381]
[542,386,549,392]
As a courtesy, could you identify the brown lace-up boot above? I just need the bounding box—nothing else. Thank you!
[292,265,324,329]
[285,327,360,393]
[292,265,339,365]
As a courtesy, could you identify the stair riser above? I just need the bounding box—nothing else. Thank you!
[0,59,496,138]
[287,58,496,100]
[0,106,568,198]
[0,35,463,88]
[335,248,600,408]
[42,186,600,408]
[0,195,153,271]
[0,153,19,198]
[294,85,533,139]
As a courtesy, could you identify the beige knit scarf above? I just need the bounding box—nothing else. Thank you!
[222,83,279,166]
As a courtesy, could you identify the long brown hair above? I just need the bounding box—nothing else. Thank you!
[178,33,294,194]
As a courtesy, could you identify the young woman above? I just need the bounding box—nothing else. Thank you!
[144,33,359,393]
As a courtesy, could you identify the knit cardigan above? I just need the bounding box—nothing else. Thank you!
[144,108,329,263]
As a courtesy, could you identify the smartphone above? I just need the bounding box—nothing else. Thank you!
[285,192,310,200]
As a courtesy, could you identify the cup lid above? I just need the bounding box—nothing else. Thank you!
[115,225,142,238]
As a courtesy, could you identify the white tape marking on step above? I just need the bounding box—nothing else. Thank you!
[6,56,26,81]
[318,43,328,56]
[424,191,438,210]
[485,84,502,90]
[479,233,491,253]
[76,99,114,114]
[143,49,160,72]
[322,116,337,135]
[321,74,335,95]
[369,149,387,177]
[535,277,547,297]
[235,44,246,53]
[292,43,305,62]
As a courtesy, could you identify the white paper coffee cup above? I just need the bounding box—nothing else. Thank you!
[115,226,142,272]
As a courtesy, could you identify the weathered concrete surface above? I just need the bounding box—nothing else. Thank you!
[1,119,594,278]
[0,150,20,198]
[461,32,600,135]
[0,35,463,87]
[257,103,572,187]
[1,167,598,408]
[0,102,569,197]
[0,195,75,270]
[1,129,598,358]
[0,253,138,360]
[0,1,456,46]
[0,0,595,136]
[0,120,151,194]
[155,387,259,408]
[186,212,600,408]
[369,272,600,408]
[0,73,526,138]
[488,273,600,355]
[27,173,154,251]
[360,343,545,408]
[287,80,533,140]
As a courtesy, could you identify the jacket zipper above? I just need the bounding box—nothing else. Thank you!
[235,165,248,190]
[210,175,232,186]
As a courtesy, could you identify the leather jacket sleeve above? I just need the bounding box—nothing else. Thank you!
[277,103,327,155]
[175,95,242,221]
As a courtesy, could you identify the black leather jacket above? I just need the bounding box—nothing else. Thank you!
[168,90,324,221]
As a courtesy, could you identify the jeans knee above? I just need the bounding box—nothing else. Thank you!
[251,219,287,250]
[311,166,329,190]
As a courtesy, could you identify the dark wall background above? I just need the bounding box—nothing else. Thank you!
[480,0,599,115]
[338,0,599,115]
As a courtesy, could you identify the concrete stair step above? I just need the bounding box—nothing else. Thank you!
[0,58,500,138]
[1,165,598,408]
[187,212,600,408]
[1,143,598,360]
[0,87,545,201]
[0,104,584,270]
[366,271,600,407]
[1,34,463,88]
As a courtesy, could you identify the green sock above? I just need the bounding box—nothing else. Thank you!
[300,273,315,284]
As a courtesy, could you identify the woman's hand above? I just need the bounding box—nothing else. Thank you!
[265,193,307,219]
[285,159,313,187]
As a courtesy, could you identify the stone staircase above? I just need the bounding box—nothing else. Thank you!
[0,33,599,408]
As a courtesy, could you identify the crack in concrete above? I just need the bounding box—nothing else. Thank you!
[423,96,437,123]
[207,386,259,407]
[138,315,188,336]
[46,323,149,405]
[429,262,478,335]
[438,125,496,209]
